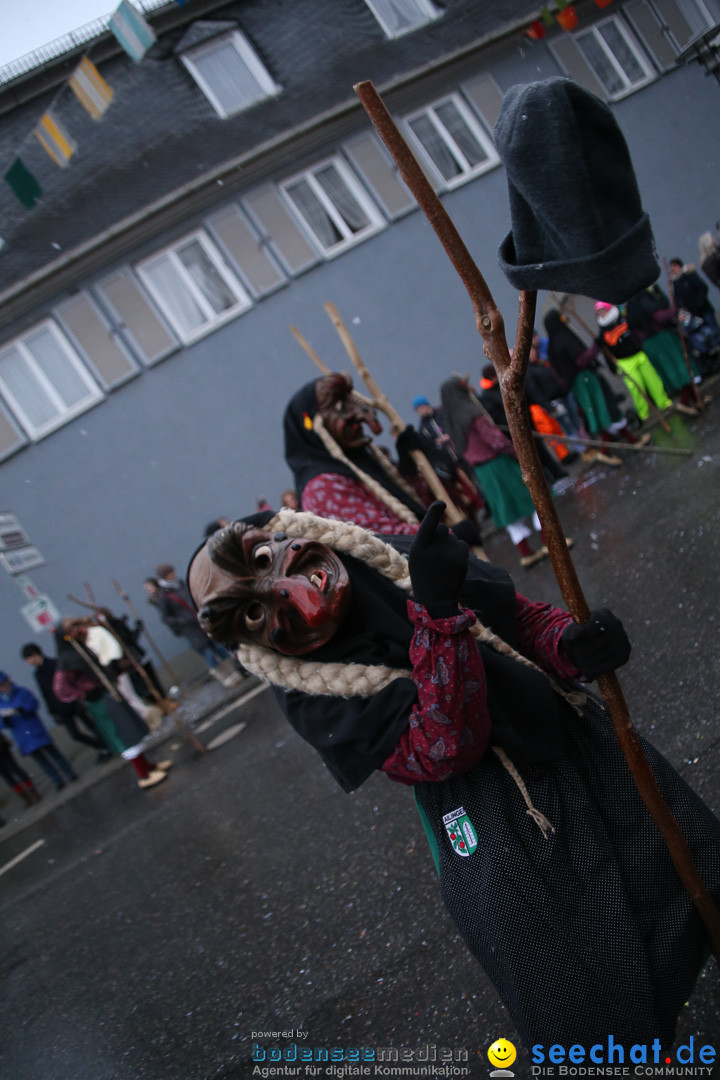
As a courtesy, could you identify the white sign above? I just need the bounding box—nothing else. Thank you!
[0,546,45,574]
[0,512,31,552]
[21,595,60,633]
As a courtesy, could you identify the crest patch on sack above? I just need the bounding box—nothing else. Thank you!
[443,806,478,857]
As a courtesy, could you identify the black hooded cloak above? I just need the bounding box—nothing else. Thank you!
[263,536,720,1050]
[283,379,426,519]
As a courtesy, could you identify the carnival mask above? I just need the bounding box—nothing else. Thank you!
[316,372,382,450]
[188,521,351,656]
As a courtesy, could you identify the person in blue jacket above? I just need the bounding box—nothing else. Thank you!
[0,670,78,791]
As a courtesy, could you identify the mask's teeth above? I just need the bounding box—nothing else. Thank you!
[310,572,322,588]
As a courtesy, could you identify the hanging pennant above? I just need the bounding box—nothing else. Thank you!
[527,20,547,39]
[556,4,579,29]
[109,1,157,63]
[540,6,555,26]
[34,112,76,168]
[69,58,115,120]
[594,0,614,6]
[4,158,42,208]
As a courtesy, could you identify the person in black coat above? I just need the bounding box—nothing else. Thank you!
[21,642,111,760]
[186,508,720,1050]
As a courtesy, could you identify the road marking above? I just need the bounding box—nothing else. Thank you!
[0,838,46,878]
[195,682,270,733]
[206,721,247,750]
[237,682,270,706]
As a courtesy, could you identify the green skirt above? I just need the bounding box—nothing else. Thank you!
[571,370,613,436]
[642,330,692,392]
[473,455,535,528]
[85,694,148,754]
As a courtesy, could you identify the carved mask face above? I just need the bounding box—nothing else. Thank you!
[316,372,382,450]
[188,522,351,656]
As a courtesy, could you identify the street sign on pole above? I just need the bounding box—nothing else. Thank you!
[21,595,60,632]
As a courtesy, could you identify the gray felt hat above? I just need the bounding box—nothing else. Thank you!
[494,77,659,304]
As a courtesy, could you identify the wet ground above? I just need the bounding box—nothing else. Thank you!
[1,399,719,1080]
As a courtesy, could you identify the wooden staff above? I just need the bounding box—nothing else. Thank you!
[69,592,205,754]
[662,257,706,410]
[553,295,673,435]
[290,325,377,411]
[290,324,331,375]
[323,301,475,530]
[112,578,188,702]
[72,587,168,708]
[500,426,692,456]
[293,311,488,558]
[65,633,122,700]
[354,78,720,963]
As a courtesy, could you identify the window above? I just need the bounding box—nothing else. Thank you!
[0,321,102,440]
[181,30,280,118]
[95,268,179,366]
[55,293,139,388]
[136,231,252,344]
[664,0,720,41]
[243,187,321,275]
[0,399,26,462]
[404,93,499,188]
[208,205,286,296]
[574,17,654,98]
[344,133,415,219]
[364,0,439,38]
[626,0,720,64]
[280,158,384,256]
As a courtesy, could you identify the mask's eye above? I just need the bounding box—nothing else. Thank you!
[253,544,273,570]
[244,602,265,632]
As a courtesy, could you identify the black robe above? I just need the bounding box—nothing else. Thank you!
[270,540,720,1050]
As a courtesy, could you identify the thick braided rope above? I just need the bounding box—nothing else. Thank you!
[236,512,583,713]
[312,414,419,527]
[237,642,410,697]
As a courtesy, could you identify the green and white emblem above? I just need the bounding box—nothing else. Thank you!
[443,806,478,857]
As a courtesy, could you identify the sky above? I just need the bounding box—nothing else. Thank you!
[0,1,117,68]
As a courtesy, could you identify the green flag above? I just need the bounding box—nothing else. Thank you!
[4,158,42,208]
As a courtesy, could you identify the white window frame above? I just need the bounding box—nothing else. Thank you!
[136,230,252,345]
[364,0,440,38]
[403,92,500,190]
[280,156,385,258]
[0,398,28,462]
[0,320,103,441]
[573,16,655,100]
[94,267,180,367]
[181,30,280,119]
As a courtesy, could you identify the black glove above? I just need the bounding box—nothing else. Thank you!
[450,518,482,548]
[408,501,469,619]
[561,608,631,679]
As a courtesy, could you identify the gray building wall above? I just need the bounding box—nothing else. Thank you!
[1,10,720,680]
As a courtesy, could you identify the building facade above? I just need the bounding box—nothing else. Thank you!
[1,0,719,666]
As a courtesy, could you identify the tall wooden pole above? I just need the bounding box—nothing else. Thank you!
[353,78,720,963]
